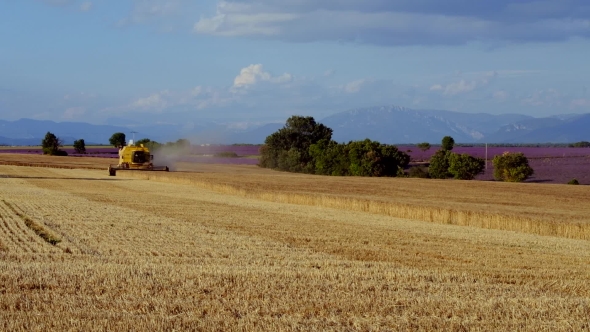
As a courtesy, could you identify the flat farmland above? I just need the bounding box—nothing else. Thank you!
[1,164,590,331]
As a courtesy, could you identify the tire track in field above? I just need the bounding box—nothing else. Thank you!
[0,201,43,253]
[12,200,102,256]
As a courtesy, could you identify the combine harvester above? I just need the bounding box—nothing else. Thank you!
[108,140,169,176]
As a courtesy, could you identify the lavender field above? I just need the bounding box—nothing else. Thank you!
[398,146,590,161]
[399,145,590,185]
[2,144,588,184]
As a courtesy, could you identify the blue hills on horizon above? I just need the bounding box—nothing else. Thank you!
[0,106,588,146]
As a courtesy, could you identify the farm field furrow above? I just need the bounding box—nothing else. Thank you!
[0,165,590,330]
[0,199,58,254]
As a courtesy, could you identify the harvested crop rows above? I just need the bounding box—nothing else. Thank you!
[1,165,590,331]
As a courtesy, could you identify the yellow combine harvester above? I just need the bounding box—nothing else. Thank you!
[108,140,169,176]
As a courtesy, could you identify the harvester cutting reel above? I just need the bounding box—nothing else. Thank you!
[108,165,170,176]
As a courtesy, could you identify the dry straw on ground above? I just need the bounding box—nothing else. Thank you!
[0,165,589,331]
[117,162,590,240]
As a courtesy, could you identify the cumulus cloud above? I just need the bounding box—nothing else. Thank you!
[233,64,292,88]
[193,0,590,46]
[431,72,497,96]
[131,91,171,111]
[343,79,367,93]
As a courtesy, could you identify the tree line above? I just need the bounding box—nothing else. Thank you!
[40,131,190,156]
[258,116,535,182]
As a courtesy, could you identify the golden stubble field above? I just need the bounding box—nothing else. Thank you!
[0,161,590,331]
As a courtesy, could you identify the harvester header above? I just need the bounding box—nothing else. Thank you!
[108,140,169,176]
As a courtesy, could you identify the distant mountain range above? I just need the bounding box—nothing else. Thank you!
[1,106,588,145]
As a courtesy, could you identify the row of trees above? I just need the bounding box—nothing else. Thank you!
[109,132,191,151]
[258,116,536,182]
[258,116,411,177]
[41,132,87,155]
[41,131,190,157]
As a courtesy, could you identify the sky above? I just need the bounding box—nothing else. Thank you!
[1,0,590,127]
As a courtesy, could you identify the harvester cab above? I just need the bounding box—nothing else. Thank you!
[108,140,169,176]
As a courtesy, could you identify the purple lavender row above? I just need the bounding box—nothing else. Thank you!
[398,146,590,161]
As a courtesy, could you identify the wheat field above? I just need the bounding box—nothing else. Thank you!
[1,164,590,331]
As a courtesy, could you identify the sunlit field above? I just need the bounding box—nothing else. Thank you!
[0,159,589,330]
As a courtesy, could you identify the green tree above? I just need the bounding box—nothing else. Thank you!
[136,138,151,146]
[408,166,430,178]
[41,132,63,155]
[309,139,351,176]
[448,153,485,180]
[569,141,590,148]
[136,138,162,151]
[492,152,534,182]
[259,116,333,173]
[441,136,455,151]
[109,132,126,148]
[73,139,86,154]
[416,142,431,152]
[428,149,453,179]
[347,139,410,177]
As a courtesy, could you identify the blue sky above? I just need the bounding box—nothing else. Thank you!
[1,0,590,126]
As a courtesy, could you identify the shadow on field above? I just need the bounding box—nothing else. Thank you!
[0,175,134,181]
[526,179,554,183]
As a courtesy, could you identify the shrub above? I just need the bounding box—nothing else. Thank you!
[309,139,351,176]
[417,142,431,152]
[569,141,590,148]
[408,166,430,178]
[348,139,410,177]
[568,179,580,185]
[492,152,534,182]
[448,153,485,180]
[215,151,239,158]
[428,150,453,179]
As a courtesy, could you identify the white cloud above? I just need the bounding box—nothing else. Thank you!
[80,2,92,12]
[431,71,497,96]
[343,79,367,93]
[131,91,170,111]
[233,64,292,88]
